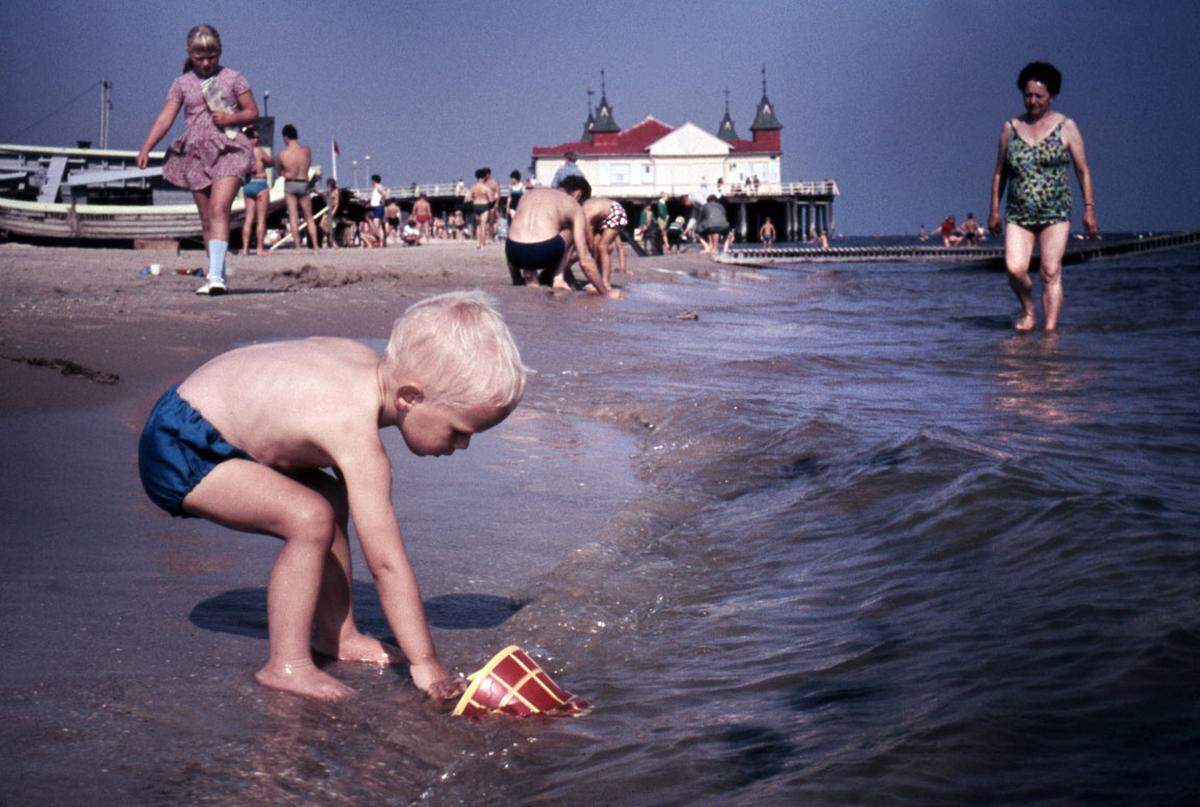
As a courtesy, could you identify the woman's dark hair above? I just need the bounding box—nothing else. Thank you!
[371,173,381,183]
[1017,61,1062,96]
[510,170,521,181]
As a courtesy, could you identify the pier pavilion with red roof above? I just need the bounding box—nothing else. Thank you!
[530,69,839,242]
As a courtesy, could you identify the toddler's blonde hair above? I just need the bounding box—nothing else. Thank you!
[384,290,526,409]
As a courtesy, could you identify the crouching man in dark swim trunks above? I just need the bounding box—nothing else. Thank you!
[504,175,621,299]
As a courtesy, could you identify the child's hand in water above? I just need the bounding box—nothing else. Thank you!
[411,659,466,701]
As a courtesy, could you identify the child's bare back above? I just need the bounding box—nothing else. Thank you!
[138,293,526,702]
[179,337,382,472]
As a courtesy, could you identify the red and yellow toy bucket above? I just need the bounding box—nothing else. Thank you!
[452,645,590,718]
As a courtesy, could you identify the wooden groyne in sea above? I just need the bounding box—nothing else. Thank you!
[719,230,1200,269]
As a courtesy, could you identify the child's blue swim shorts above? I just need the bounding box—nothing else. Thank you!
[138,383,252,517]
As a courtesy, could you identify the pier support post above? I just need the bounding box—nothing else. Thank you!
[807,204,816,239]
[786,201,796,241]
[828,202,836,237]
[738,202,748,241]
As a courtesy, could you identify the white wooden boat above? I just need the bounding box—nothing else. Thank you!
[0,142,287,242]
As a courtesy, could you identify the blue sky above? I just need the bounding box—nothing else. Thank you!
[2,0,1198,232]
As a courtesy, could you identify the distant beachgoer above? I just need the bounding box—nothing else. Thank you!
[369,175,389,247]
[818,230,830,250]
[466,169,496,249]
[385,200,401,243]
[697,195,731,255]
[918,224,929,242]
[989,60,1097,331]
[277,124,319,253]
[450,209,465,239]
[506,176,616,297]
[411,194,433,240]
[401,220,421,245]
[359,210,380,248]
[240,125,273,256]
[939,215,961,248]
[321,179,340,249]
[137,24,258,295]
[551,152,585,188]
[506,170,524,222]
[759,216,776,248]
[582,196,630,288]
[716,178,725,198]
[483,168,501,241]
[667,215,684,253]
[960,212,979,246]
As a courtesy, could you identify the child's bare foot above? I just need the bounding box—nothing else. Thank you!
[255,660,356,701]
[314,633,402,665]
[1014,312,1035,331]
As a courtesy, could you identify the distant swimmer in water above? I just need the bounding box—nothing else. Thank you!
[989,61,1097,331]
[505,175,618,298]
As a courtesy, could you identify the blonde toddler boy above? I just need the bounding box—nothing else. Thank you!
[138,291,525,701]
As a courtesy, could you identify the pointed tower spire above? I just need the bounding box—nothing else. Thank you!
[582,86,596,142]
[750,65,782,132]
[591,67,620,134]
[717,87,739,142]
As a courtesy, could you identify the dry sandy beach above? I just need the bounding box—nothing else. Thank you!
[0,239,716,800]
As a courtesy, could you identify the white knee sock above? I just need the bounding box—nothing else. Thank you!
[207,240,228,283]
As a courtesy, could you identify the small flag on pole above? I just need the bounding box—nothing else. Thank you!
[332,138,340,156]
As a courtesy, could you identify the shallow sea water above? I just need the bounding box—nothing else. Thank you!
[415,248,1200,805]
[6,246,1198,805]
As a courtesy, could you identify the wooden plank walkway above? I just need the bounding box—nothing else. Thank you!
[719,230,1200,268]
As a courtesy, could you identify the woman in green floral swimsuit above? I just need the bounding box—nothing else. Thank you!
[988,62,1098,331]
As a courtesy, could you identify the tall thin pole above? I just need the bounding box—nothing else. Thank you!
[331,141,338,183]
[99,80,111,149]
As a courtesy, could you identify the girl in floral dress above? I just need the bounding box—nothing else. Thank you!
[137,25,259,295]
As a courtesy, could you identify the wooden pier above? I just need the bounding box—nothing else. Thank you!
[718,230,1200,269]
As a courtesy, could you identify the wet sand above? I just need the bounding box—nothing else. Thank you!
[0,240,708,801]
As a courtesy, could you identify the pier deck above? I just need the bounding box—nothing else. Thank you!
[718,231,1200,269]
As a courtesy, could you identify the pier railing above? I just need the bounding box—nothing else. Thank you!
[346,179,840,202]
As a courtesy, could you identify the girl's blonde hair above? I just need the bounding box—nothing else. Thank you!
[182,24,222,74]
[384,290,527,410]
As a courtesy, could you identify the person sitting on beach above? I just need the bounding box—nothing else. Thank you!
[240,125,273,256]
[918,223,929,242]
[138,291,526,702]
[505,175,617,298]
[276,124,319,253]
[667,215,684,253]
[401,220,421,246]
[358,211,381,248]
[580,196,630,290]
[411,194,433,240]
[466,169,496,250]
[759,216,776,248]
